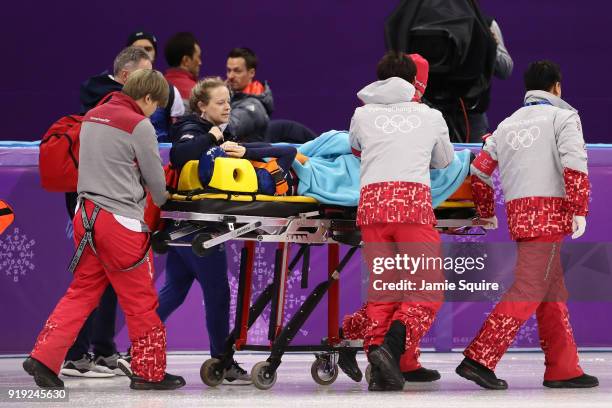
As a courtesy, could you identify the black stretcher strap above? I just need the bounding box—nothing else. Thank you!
[301,246,310,289]
[287,245,307,272]
[179,186,258,201]
[266,245,360,368]
[162,198,319,218]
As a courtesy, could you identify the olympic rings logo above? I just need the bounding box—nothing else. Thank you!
[505,126,541,150]
[374,115,421,134]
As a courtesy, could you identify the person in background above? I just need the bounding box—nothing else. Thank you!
[126,30,157,61]
[467,10,514,141]
[80,47,152,114]
[164,32,201,111]
[226,47,274,142]
[127,30,185,141]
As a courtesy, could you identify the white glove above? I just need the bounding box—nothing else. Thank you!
[480,216,498,230]
[571,215,586,239]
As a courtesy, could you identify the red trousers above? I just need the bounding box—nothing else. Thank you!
[360,223,443,370]
[31,200,166,381]
[464,234,583,381]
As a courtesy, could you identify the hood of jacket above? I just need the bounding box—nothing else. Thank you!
[357,77,416,105]
[231,80,274,115]
[79,72,123,114]
[524,90,577,112]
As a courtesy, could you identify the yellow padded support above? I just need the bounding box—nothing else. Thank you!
[177,160,204,191]
[208,158,258,193]
[436,201,475,208]
[177,158,259,193]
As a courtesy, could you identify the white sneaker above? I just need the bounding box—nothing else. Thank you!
[60,354,115,378]
[94,353,128,376]
[223,360,252,385]
[116,355,133,378]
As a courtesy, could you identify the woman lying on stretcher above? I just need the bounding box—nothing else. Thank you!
[169,76,298,195]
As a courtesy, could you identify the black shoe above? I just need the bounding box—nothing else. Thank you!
[338,349,363,382]
[367,364,387,391]
[130,373,186,390]
[23,357,64,388]
[455,357,507,390]
[403,367,441,382]
[367,345,404,391]
[543,374,599,389]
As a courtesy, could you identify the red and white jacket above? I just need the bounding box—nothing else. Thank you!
[471,90,590,240]
[349,77,454,226]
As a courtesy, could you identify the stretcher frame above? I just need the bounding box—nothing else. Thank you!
[154,206,487,389]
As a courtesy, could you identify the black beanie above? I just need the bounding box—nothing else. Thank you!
[126,30,158,53]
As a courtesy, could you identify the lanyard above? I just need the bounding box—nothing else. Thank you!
[524,100,553,107]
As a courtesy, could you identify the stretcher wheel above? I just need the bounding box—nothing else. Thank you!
[192,233,215,257]
[151,231,170,254]
[200,358,226,387]
[365,363,371,384]
[251,361,277,390]
[310,357,338,385]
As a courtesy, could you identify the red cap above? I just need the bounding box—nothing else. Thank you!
[407,53,429,102]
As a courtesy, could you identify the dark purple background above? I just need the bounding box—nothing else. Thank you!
[1,1,611,142]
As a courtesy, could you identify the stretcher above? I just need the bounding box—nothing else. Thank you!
[152,158,488,390]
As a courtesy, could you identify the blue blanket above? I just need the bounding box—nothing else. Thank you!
[292,130,471,207]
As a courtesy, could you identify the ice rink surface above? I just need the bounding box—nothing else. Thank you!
[0,352,610,408]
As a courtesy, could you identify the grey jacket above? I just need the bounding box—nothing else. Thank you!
[472,90,587,202]
[229,81,274,142]
[350,77,454,188]
[78,93,167,224]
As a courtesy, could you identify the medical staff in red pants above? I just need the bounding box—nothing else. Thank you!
[24,69,185,390]
[349,51,454,391]
[339,53,442,385]
[456,60,599,390]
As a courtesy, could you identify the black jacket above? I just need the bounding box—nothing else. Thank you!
[229,81,274,142]
[79,72,123,114]
[169,114,235,169]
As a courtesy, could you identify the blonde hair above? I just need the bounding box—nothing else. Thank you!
[122,69,169,108]
[190,76,228,113]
